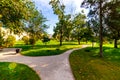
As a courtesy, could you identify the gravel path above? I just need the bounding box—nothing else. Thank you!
[0,46,87,80]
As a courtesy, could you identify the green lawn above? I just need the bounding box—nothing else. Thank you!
[0,62,40,80]
[14,40,84,56]
[69,46,120,80]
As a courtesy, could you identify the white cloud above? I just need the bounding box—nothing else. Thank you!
[32,0,87,34]
[33,0,84,13]
[61,0,84,13]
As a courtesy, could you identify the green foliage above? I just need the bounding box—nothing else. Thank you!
[22,36,29,45]
[72,13,86,44]
[0,62,40,80]
[0,35,4,46]
[0,0,37,34]
[104,1,120,48]
[25,9,47,45]
[29,38,36,46]
[4,35,16,47]
[49,0,66,46]
[42,36,50,45]
[0,28,5,46]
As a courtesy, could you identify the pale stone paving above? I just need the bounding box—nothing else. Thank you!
[0,45,87,80]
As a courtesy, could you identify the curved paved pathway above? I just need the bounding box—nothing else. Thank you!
[0,45,87,80]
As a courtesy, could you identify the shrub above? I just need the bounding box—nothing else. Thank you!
[29,38,36,46]
[22,36,29,45]
[4,35,16,47]
[0,29,5,46]
[0,33,5,46]
[42,36,50,45]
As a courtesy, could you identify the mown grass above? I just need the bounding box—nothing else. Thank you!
[14,40,84,56]
[0,62,40,80]
[69,46,120,80]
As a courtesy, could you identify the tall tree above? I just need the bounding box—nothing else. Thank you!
[81,0,105,57]
[49,0,65,46]
[99,0,103,57]
[104,0,120,48]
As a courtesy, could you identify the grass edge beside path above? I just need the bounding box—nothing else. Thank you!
[69,47,120,80]
[0,62,40,80]
[14,40,87,56]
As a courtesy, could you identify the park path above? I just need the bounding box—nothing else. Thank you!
[0,45,87,80]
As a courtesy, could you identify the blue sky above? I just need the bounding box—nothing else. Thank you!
[33,0,86,34]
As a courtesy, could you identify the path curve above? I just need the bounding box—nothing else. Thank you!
[0,45,87,80]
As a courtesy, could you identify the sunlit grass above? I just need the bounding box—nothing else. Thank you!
[0,62,40,80]
[14,40,84,56]
[69,44,120,80]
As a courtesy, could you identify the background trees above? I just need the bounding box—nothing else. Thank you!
[0,0,47,47]
[25,9,47,46]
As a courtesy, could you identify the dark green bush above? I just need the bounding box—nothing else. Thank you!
[42,36,50,45]
[29,38,36,46]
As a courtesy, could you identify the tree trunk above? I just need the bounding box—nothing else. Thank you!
[60,30,63,46]
[60,24,63,46]
[78,37,80,45]
[86,39,88,44]
[92,41,94,48]
[99,0,103,57]
[68,34,70,41]
[114,38,118,48]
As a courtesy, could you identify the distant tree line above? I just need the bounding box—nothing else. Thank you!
[50,0,120,57]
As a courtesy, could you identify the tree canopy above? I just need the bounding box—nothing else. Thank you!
[0,0,37,34]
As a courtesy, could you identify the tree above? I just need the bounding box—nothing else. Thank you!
[0,0,37,34]
[25,10,48,46]
[63,14,73,41]
[49,0,65,46]
[81,0,105,57]
[83,27,94,43]
[53,14,73,41]
[72,13,86,45]
[42,36,50,45]
[104,0,120,48]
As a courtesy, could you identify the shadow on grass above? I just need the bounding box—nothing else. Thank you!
[70,46,120,80]
[84,47,120,61]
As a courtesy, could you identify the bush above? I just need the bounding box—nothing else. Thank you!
[4,35,16,47]
[22,36,29,45]
[0,34,5,46]
[29,38,36,46]
[0,29,5,46]
[42,36,50,45]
